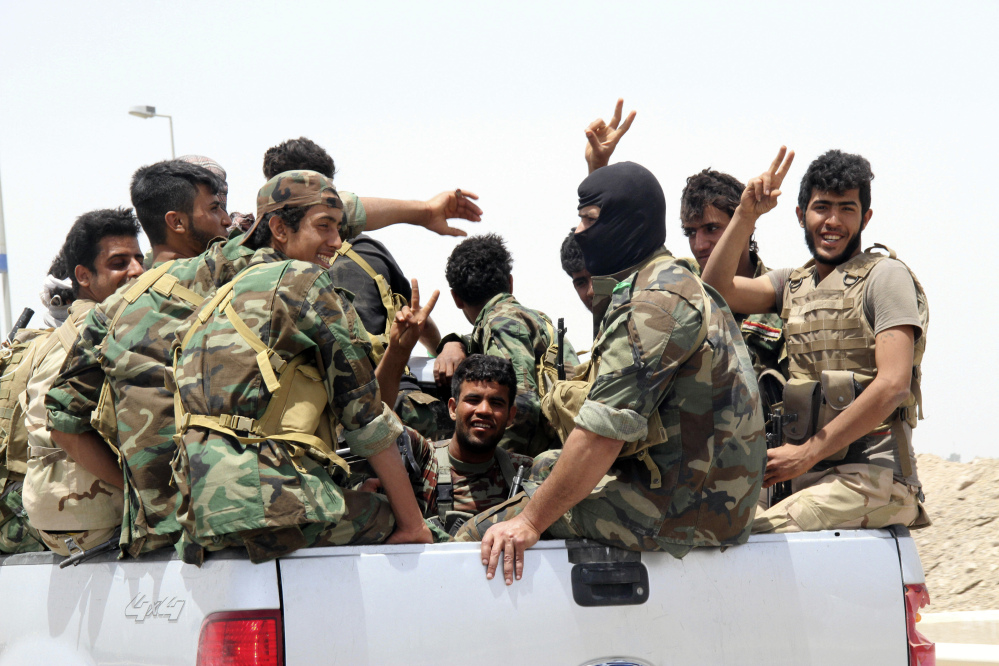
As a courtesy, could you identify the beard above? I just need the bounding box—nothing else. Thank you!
[805,228,863,266]
[454,417,506,455]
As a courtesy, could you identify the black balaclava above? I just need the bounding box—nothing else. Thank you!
[575,161,667,276]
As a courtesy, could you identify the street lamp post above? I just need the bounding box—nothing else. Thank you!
[0,164,12,335]
[128,105,175,159]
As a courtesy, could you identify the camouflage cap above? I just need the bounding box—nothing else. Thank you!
[242,170,342,244]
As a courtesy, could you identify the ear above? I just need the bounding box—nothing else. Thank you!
[450,289,465,310]
[269,215,288,243]
[507,400,517,423]
[861,208,873,231]
[507,274,513,294]
[795,206,805,228]
[164,210,187,234]
[74,264,92,289]
[448,397,458,422]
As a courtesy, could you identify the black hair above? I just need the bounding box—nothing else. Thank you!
[61,207,141,296]
[798,150,874,216]
[680,168,745,224]
[129,160,221,246]
[559,228,585,276]
[451,354,517,404]
[445,233,512,306]
[245,205,311,250]
[263,137,336,179]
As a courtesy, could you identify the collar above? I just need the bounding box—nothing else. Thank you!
[472,292,516,327]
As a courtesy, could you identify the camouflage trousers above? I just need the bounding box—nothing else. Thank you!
[0,483,45,554]
[454,450,691,557]
[752,463,930,533]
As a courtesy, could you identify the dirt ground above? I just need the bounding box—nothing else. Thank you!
[912,453,999,612]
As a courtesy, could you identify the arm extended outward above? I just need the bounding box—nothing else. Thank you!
[361,190,482,237]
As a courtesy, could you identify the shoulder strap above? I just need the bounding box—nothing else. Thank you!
[432,441,453,523]
[493,446,516,487]
[341,244,402,339]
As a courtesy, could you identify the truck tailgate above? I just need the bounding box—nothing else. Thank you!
[0,549,279,665]
[281,530,907,665]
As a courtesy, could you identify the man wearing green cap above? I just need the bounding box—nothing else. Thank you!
[170,170,433,563]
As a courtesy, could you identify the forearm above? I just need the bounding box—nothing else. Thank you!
[358,197,428,231]
[50,429,123,490]
[701,207,758,295]
[802,378,909,465]
[374,348,409,410]
[520,427,624,533]
[367,444,426,531]
[419,316,442,354]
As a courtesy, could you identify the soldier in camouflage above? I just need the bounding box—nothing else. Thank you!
[457,162,766,586]
[22,208,144,556]
[434,234,579,457]
[45,160,255,556]
[170,170,433,563]
[401,355,533,535]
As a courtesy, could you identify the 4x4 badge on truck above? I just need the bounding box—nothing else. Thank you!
[124,594,186,623]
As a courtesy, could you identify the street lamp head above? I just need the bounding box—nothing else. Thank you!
[128,105,156,119]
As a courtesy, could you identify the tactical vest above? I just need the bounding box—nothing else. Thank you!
[89,260,208,448]
[22,309,125,534]
[329,242,409,365]
[781,244,928,476]
[540,252,711,490]
[431,440,517,535]
[0,328,53,489]
[172,263,349,481]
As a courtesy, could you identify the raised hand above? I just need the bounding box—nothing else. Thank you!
[584,98,637,173]
[740,146,795,219]
[388,279,440,358]
[423,189,483,237]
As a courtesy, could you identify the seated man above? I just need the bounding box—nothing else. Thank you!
[263,136,477,438]
[170,170,433,564]
[701,148,930,533]
[457,162,765,585]
[405,355,533,536]
[434,234,579,457]
[22,208,145,555]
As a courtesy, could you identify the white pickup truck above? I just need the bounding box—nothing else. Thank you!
[0,359,937,665]
[0,527,934,665]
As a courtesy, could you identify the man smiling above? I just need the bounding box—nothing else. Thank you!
[702,148,930,533]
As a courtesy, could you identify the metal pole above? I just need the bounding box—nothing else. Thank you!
[164,114,175,159]
[0,163,12,335]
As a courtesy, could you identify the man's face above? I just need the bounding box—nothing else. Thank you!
[800,188,870,265]
[187,183,230,251]
[570,269,594,311]
[449,379,515,455]
[280,204,344,267]
[576,205,601,233]
[682,204,732,270]
[77,234,145,302]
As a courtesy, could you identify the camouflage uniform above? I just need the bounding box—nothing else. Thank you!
[171,244,403,564]
[404,429,533,520]
[463,293,578,458]
[22,299,124,556]
[457,248,766,555]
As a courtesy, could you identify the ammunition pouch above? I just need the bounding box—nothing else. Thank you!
[782,370,859,462]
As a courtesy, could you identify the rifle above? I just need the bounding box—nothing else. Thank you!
[757,370,791,505]
[5,308,34,345]
[556,318,566,381]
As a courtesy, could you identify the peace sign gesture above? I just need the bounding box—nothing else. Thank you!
[584,98,637,173]
[389,279,440,358]
[740,146,796,219]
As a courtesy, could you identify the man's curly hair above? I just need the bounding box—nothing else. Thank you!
[445,233,512,306]
[559,228,585,276]
[680,168,745,224]
[798,150,874,216]
[451,354,517,403]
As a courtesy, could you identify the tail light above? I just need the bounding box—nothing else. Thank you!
[904,584,935,666]
[197,609,284,666]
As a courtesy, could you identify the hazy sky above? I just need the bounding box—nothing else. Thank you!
[1,1,997,460]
